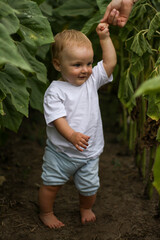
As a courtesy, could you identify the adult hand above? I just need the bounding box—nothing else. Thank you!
[101,0,134,27]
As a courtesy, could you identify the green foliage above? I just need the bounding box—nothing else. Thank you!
[147,12,160,40]
[0,65,29,117]
[0,0,54,132]
[81,0,110,35]
[134,75,160,96]
[119,1,159,109]
[153,145,160,195]
[0,24,32,71]
[115,0,160,199]
[118,69,136,111]
[52,0,96,17]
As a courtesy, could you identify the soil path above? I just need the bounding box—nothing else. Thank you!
[0,98,160,240]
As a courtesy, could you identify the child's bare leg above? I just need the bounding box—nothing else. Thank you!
[38,185,64,228]
[79,193,96,224]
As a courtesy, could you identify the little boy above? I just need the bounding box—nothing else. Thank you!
[39,22,117,229]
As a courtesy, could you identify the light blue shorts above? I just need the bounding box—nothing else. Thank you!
[41,140,100,196]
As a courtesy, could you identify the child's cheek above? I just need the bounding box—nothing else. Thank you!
[70,69,78,75]
[89,68,92,76]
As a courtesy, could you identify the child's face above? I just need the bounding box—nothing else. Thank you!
[57,44,94,86]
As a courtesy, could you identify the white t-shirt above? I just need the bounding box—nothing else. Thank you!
[44,61,113,159]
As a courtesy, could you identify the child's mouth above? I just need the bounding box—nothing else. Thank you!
[79,76,87,79]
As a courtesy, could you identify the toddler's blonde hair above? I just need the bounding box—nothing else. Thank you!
[51,29,92,60]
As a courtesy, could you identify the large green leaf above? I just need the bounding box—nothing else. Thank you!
[53,0,96,17]
[81,11,102,35]
[96,0,109,14]
[36,44,50,60]
[0,1,19,34]
[134,75,160,97]
[17,43,47,84]
[152,144,160,195]
[9,0,54,47]
[0,65,29,117]
[147,12,160,40]
[27,76,47,112]
[118,70,136,109]
[0,97,23,132]
[119,23,134,42]
[147,94,160,121]
[130,55,144,77]
[131,32,152,57]
[128,4,147,22]
[40,1,53,17]
[0,23,32,71]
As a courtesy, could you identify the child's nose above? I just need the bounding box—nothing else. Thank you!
[82,65,88,73]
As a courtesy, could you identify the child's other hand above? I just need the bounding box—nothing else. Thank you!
[96,23,110,39]
[70,132,90,152]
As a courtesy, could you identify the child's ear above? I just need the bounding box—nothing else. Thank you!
[52,59,61,72]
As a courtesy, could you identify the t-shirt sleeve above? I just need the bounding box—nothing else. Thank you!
[91,60,113,89]
[43,86,67,126]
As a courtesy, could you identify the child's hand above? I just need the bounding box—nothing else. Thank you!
[96,23,110,39]
[70,132,90,152]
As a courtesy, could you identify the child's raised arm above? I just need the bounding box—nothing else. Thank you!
[96,23,117,77]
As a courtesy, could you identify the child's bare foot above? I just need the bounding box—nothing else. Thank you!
[80,208,96,224]
[39,212,65,229]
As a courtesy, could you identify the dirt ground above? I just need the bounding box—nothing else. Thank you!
[0,94,160,240]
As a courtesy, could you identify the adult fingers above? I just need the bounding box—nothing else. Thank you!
[111,10,119,25]
[107,8,117,25]
[100,3,112,23]
[117,17,127,27]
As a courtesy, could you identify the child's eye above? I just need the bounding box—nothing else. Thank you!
[73,64,81,67]
[87,62,92,66]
